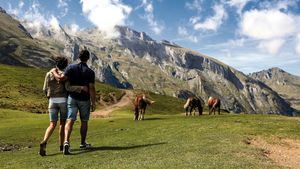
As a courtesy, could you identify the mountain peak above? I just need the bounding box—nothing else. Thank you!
[268,67,285,73]
[116,26,154,42]
[251,67,287,78]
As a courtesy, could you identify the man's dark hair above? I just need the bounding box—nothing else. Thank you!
[55,57,68,70]
[79,50,90,62]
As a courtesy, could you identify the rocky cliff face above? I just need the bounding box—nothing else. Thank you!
[251,68,300,111]
[0,10,296,115]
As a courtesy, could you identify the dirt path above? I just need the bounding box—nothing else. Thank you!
[92,90,134,118]
[247,137,300,169]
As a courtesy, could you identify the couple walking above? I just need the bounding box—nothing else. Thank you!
[39,50,96,156]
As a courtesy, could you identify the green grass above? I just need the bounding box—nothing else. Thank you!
[0,64,123,113]
[142,92,185,115]
[1,109,300,169]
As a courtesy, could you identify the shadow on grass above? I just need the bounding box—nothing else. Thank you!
[47,142,167,156]
[143,117,164,121]
[72,142,167,155]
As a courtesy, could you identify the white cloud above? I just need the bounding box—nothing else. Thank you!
[140,0,164,35]
[22,1,48,37]
[8,0,24,16]
[295,34,300,55]
[228,38,245,47]
[240,9,297,54]
[49,15,60,31]
[259,0,297,11]
[276,0,297,10]
[144,2,153,13]
[70,23,80,34]
[226,0,251,15]
[63,23,81,35]
[259,39,285,55]
[80,0,132,38]
[18,0,24,9]
[178,26,198,43]
[14,1,63,38]
[185,0,202,12]
[192,4,227,31]
[240,9,296,40]
[189,16,200,25]
[58,0,68,8]
[57,0,69,17]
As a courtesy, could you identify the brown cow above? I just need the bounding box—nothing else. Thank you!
[208,97,221,115]
[133,94,154,120]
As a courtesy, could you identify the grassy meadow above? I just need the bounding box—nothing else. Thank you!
[1,109,300,169]
[0,64,300,169]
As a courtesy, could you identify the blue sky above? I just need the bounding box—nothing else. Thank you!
[1,0,300,76]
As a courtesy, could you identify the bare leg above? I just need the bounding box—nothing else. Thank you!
[80,121,88,144]
[64,120,75,143]
[42,121,57,143]
[59,120,66,147]
[39,121,57,156]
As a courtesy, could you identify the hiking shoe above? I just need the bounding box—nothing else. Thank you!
[63,142,71,155]
[59,145,63,152]
[80,142,92,149]
[39,142,47,156]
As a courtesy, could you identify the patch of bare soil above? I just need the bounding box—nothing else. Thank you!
[245,137,300,169]
[92,90,134,118]
[0,143,32,152]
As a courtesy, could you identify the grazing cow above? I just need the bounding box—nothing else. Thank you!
[207,97,221,115]
[184,96,203,116]
[134,94,154,120]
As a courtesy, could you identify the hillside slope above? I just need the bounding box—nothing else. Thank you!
[251,68,300,110]
[0,64,124,113]
[0,8,55,67]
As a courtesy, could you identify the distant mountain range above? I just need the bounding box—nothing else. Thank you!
[251,68,300,110]
[0,7,298,116]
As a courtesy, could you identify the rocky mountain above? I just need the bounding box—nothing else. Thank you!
[251,68,300,110]
[0,8,296,116]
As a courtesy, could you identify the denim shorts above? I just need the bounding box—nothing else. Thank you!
[48,102,67,121]
[67,96,91,121]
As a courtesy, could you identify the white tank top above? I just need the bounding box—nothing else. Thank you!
[49,97,67,104]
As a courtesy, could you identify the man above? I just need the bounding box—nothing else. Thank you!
[40,57,87,156]
[53,50,96,155]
